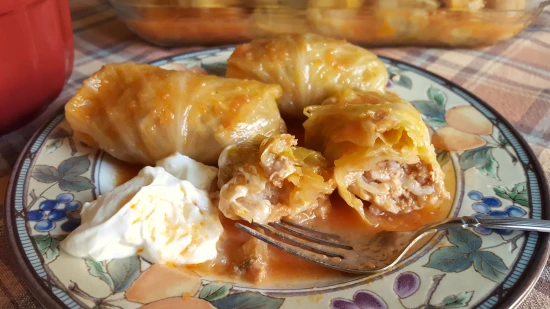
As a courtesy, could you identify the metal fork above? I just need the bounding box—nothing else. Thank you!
[236,216,550,274]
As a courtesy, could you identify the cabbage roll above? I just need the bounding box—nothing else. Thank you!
[304,90,449,222]
[65,63,285,166]
[226,33,388,118]
[217,134,335,224]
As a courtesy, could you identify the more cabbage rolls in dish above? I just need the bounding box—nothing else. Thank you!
[226,33,388,119]
[217,134,336,224]
[65,62,285,166]
[304,90,449,223]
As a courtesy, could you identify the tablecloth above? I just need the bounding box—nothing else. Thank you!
[1,0,549,308]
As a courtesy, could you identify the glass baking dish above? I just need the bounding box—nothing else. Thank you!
[108,0,549,47]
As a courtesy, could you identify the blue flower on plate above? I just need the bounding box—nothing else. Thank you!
[468,190,526,235]
[28,193,82,232]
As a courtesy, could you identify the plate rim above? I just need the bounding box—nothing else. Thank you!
[4,51,549,309]
[5,105,66,309]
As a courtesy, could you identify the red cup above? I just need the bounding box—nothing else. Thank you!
[0,0,74,134]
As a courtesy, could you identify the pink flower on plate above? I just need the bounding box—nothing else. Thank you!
[330,290,387,309]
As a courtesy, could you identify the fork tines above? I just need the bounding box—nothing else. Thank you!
[235,220,353,262]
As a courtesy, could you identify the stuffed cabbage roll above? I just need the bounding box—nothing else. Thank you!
[304,90,449,223]
[226,33,388,118]
[65,63,285,166]
[217,134,336,224]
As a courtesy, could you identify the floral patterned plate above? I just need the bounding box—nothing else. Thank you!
[5,48,549,309]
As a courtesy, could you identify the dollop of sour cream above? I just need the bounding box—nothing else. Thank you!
[155,152,218,191]
[60,166,223,265]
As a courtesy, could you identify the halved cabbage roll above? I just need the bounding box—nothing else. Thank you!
[226,33,388,118]
[304,90,449,222]
[65,62,285,166]
[217,134,335,224]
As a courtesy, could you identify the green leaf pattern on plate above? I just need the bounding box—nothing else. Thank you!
[46,139,64,154]
[34,235,63,264]
[424,230,509,283]
[471,251,508,282]
[498,133,510,147]
[460,146,499,180]
[410,86,448,128]
[85,260,115,290]
[32,166,61,183]
[493,182,529,207]
[425,246,474,272]
[396,75,413,89]
[439,291,474,308]
[436,150,451,166]
[200,282,232,301]
[106,256,141,294]
[427,87,447,109]
[31,155,95,192]
[210,292,285,309]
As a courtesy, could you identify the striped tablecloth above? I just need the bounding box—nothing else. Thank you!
[1,0,549,308]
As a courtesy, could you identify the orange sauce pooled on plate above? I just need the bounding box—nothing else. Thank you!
[188,160,455,286]
[113,161,144,187]
[110,124,456,286]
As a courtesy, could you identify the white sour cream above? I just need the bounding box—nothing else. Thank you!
[60,166,223,265]
[155,152,218,191]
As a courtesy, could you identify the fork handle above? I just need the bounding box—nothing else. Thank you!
[431,216,550,233]
[472,216,550,233]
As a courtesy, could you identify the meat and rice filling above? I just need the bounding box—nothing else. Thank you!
[348,160,446,215]
[218,134,335,224]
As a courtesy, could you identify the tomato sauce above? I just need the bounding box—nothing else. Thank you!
[111,122,455,287]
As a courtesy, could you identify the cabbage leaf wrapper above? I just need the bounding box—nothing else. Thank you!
[304,90,449,223]
[217,134,336,224]
[65,62,286,166]
[226,33,388,119]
